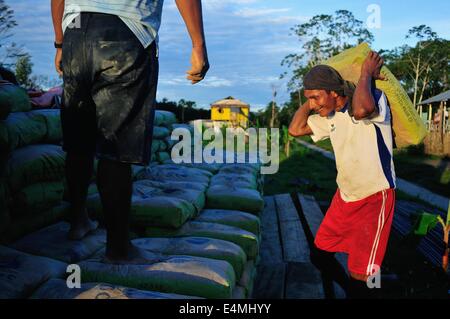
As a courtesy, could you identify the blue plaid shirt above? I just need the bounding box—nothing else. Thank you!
[62,0,164,48]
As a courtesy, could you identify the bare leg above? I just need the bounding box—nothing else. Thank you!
[65,151,98,240]
[96,159,163,264]
[310,247,350,295]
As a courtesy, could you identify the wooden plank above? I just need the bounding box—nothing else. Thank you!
[231,286,246,299]
[298,193,348,299]
[298,194,324,236]
[251,263,287,299]
[285,262,325,299]
[259,196,283,264]
[275,194,300,222]
[275,194,309,262]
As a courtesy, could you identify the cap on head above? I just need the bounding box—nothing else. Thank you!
[304,65,354,97]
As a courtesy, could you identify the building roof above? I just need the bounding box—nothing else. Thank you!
[418,90,450,105]
[211,96,250,108]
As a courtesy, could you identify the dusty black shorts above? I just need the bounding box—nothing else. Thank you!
[61,12,158,165]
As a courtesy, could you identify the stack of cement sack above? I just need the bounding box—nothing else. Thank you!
[2,106,265,298]
[1,224,200,299]
[0,82,69,240]
[0,105,183,241]
[81,160,263,297]
[151,111,177,164]
[206,163,264,214]
[3,220,253,298]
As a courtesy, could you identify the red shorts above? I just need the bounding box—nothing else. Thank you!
[314,188,395,276]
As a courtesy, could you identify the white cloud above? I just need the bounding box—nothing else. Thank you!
[234,8,290,18]
[159,75,234,88]
[198,76,234,88]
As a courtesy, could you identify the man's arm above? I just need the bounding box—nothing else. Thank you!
[175,0,209,84]
[352,51,386,120]
[288,101,313,137]
[51,0,64,76]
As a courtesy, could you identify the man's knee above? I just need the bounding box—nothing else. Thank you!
[349,272,368,282]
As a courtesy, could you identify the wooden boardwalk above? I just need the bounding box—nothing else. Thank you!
[252,193,347,299]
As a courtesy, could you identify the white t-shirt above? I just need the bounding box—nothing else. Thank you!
[62,0,164,49]
[307,89,396,202]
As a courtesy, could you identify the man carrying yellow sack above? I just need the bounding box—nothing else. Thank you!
[289,52,396,298]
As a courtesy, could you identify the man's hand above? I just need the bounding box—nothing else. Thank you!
[187,45,209,84]
[352,51,384,120]
[55,48,63,76]
[175,0,209,84]
[361,51,386,81]
[51,0,64,76]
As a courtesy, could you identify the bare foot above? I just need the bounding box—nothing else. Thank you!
[68,218,99,241]
[102,245,164,265]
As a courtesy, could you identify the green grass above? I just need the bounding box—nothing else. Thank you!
[393,150,450,198]
[266,143,438,206]
[297,135,334,152]
[264,142,337,201]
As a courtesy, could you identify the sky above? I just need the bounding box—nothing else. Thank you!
[4,0,450,110]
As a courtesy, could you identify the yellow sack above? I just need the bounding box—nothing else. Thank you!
[322,43,427,147]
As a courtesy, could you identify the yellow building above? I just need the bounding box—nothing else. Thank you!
[211,96,250,128]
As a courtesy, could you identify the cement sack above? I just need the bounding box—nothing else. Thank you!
[153,126,171,139]
[144,221,260,260]
[6,144,65,193]
[154,111,177,127]
[28,109,62,143]
[134,164,212,185]
[0,111,47,151]
[210,173,258,190]
[219,163,260,177]
[238,260,257,298]
[79,249,236,299]
[11,222,106,264]
[10,181,64,217]
[133,179,206,213]
[163,161,224,174]
[206,185,264,215]
[2,203,70,243]
[132,237,247,279]
[151,139,161,154]
[135,179,208,193]
[0,81,31,119]
[197,209,261,236]
[0,245,67,299]
[31,278,201,299]
[323,43,427,147]
[158,140,168,152]
[87,190,196,229]
[157,152,171,163]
